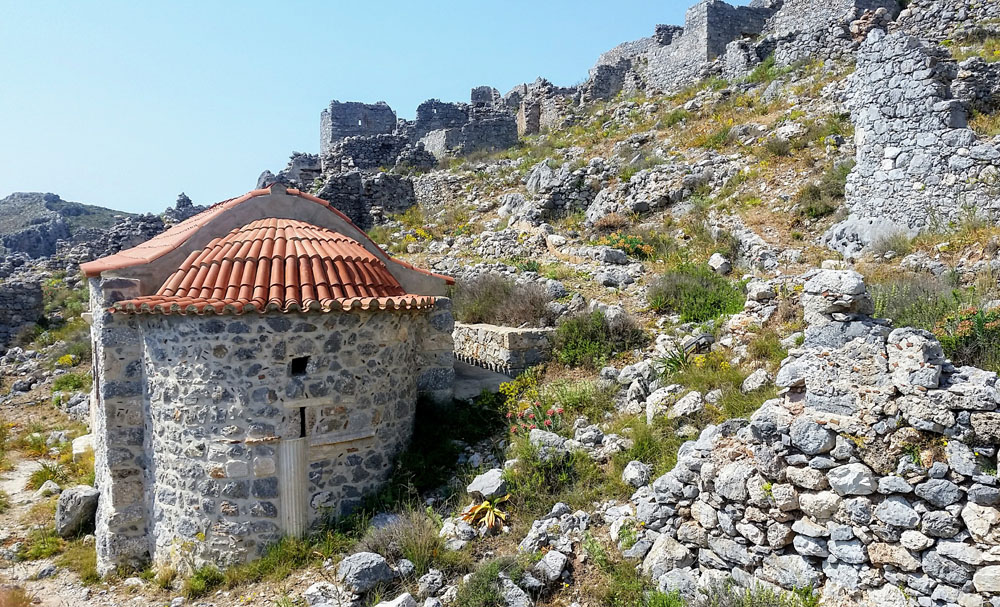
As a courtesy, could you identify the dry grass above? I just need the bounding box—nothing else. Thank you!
[970,110,1000,137]
[0,587,35,607]
[951,36,1000,63]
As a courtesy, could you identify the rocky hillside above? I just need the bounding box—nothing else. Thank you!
[3,1,1000,607]
[0,192,130,258]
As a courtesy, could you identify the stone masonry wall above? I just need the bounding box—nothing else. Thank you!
[313,171,418,230]
[453,322,554,376]
[824,30,1000,258]
[614,270,1000,605]
[90,277,149,575]
[0,280,42,352]
[320,101,397,157]
[93,296,454,573]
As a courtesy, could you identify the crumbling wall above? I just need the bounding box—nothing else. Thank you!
[319,101,396,157]
[824,30,1000,258]
[892,0,1000,44]
[314,171,417,229]
[614,270,1000,605]
[321,134,411,172]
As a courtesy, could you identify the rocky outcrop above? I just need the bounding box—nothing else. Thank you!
[607,270,1000,604]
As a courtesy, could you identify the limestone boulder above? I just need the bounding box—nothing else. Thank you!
[55,485,99,538]
[466,469,507,501]
[337,552,396,594]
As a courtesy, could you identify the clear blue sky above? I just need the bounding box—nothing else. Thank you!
[0,0,740,214]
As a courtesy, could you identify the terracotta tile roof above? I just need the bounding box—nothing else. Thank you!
[110,218,436,315]
[79,186,454,285]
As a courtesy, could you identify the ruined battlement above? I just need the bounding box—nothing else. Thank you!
[319,100,397,157]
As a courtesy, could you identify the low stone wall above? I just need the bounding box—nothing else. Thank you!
[0,281,42,352]
[614,270,1000,605]
[453,322,554,376]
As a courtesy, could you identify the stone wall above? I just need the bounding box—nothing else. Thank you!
[616,270,1000,605]
[321,134,412,172]
[319,101,396,157]
[453,322,554,376]
[313,170,418,229]
[91,277,454,573]
[892,0,1000,44]
[824,30,1000,258]
[763,0,897,67]
[0,280,42,352]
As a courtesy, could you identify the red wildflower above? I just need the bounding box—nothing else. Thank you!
[530,424,537,430]
[556,408,564,414]
[544,419,552,426]
[528,413,535,420]
[546,409,555,416]
[510,426,518,433]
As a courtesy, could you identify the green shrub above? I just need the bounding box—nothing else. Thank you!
[52,372,92,393]
[659,109,692,129]
[646,264,744,322]
[746,329,788,367]
[183,565,225,599]
[934,307,1000,372]
[504,438,604,515]
[454,558,526,607]
[513,258,540,273]
[797,161,854,219]
[695,580,819,607]
[19,527,63,560]
[27,463,67,491]
[542,379,617,421]
[869,231,914,258]
[699,125,734,150]
[764,137,791,157]
[594,232,656,258]
[357,510,466,576]
[552,311,646,369]
[582,534,683,607]
[870,273,963,331]
[451,274,550,326]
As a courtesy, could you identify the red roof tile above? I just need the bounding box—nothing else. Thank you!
[110,218,436,315]
[79,187,454,285]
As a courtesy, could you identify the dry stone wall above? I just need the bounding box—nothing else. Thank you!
[453,322,554,376]
[824,30,1000,258]
[612,270,1000,606]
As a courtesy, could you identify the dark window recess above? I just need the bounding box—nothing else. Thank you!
[290,356,310,376]
[299,407,307,438]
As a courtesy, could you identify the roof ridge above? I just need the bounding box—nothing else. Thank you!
[80,186,454,286]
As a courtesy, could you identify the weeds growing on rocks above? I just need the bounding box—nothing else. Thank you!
[451,274,551,327]
[552,310,647,369]
[647,264,744,322]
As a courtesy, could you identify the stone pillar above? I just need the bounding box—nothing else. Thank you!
[90,277,150,575]
[417,298,455,404]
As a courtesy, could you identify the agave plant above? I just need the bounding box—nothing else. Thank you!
[461,494,510,532]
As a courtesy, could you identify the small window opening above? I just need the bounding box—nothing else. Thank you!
[290,356,310,376]
[357,118,362,126]
[299,406,307,438]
